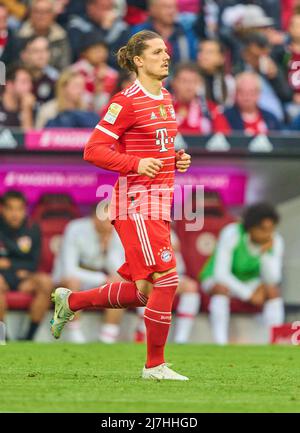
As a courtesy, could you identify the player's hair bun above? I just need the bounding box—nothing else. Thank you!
[116,30,162,74]
[117,46,134,72]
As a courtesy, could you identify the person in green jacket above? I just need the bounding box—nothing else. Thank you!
[200,202,284,344]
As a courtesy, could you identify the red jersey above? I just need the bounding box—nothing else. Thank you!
[242,112,268,135]
[84,79,177,221]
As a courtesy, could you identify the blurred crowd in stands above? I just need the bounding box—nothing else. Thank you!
[1,0,300,134]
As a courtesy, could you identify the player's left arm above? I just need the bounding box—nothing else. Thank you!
[175,149,191,173]
[260,233,284,285]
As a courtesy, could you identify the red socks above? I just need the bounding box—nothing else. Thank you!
[144,272,179,368]
[68,281,148,311]
[68,272,179,370]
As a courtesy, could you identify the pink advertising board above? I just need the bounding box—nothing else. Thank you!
[0,164,247,206]
[25,129,93,151]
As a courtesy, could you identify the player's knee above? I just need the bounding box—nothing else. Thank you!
[0,275,8,293]
[136,280,153,297]
[60,277,81,292]
[18,279,36,294]
[210,284,230,297]
[34,273,53,295]
[179,276,198,293]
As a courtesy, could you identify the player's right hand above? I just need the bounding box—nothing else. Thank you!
[138,158,163,178]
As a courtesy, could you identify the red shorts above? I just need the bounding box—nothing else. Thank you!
[113,214,176,282]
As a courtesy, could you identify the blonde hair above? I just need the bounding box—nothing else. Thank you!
[117,30,162,74]
[31,0,55,9]
[55,69,84,112]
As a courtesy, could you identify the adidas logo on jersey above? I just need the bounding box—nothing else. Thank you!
[150,112,157,120]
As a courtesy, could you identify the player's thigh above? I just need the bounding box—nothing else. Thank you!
[18,277,36,294]
[264,284,281,300]
[0,271,22,293]
[59,277,81,292]
[0,274,9,293]
[176,275,199,294]
[152,267,177,281]
[114,215,176,282]
[30,272,53,295]
[202,278,230,297]
[135,279,153,296]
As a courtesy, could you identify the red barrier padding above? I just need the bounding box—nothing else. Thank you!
[271,323,300,344]
[6,292,33,310]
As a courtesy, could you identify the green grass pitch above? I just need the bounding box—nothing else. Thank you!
[0,342,300,413]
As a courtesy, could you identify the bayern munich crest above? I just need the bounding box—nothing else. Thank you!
[158,246,173,263]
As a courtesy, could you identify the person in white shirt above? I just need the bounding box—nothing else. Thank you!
[52,200,125,343]
[200,202,284,344]
[135,229,200,344]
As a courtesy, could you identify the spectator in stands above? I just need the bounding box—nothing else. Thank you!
[67,0,130,68]
[17,0,71,71]
[131,0,198,65]
[54,0,86,27]
[71,32,118,112]
[95,69,136,118]
[0,65,36,129]
[134,228,200,344]
[0,4,18,66]
[200,202,284,345]
[124,0,148,26]
[0,190,53,340]
[197,38,235,107]
[177,0,200,30]
[35,69,99,129]
[193,0,220,39]
[219,4,278,69]
[237,32,293,122]
[289,111,300,130]
[52,201,125,343]
[112,70,136,95]
[0,1,27,28]
[20,36,59,106]
[274,13,300,121]
[224,72,281,134]
[171,63,230,135]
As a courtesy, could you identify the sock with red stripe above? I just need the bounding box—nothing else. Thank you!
[144,272,179,368]
[68,281,148,311]
[174,292,200,343]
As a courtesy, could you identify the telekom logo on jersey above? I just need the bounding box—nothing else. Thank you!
[155,128,172,152]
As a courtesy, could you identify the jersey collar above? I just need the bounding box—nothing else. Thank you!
[135,79,163,100]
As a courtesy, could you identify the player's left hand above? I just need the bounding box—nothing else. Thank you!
[176,149,191,173]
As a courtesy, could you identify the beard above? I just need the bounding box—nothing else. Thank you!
[148,71,169,81]
[146,65,169,81]
[157,72,169,80]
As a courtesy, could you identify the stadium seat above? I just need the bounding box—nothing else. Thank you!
[6,292,33,310]
[271,323,300,344]
[31,193,81,273]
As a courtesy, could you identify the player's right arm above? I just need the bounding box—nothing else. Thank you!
[84,93,162,177]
